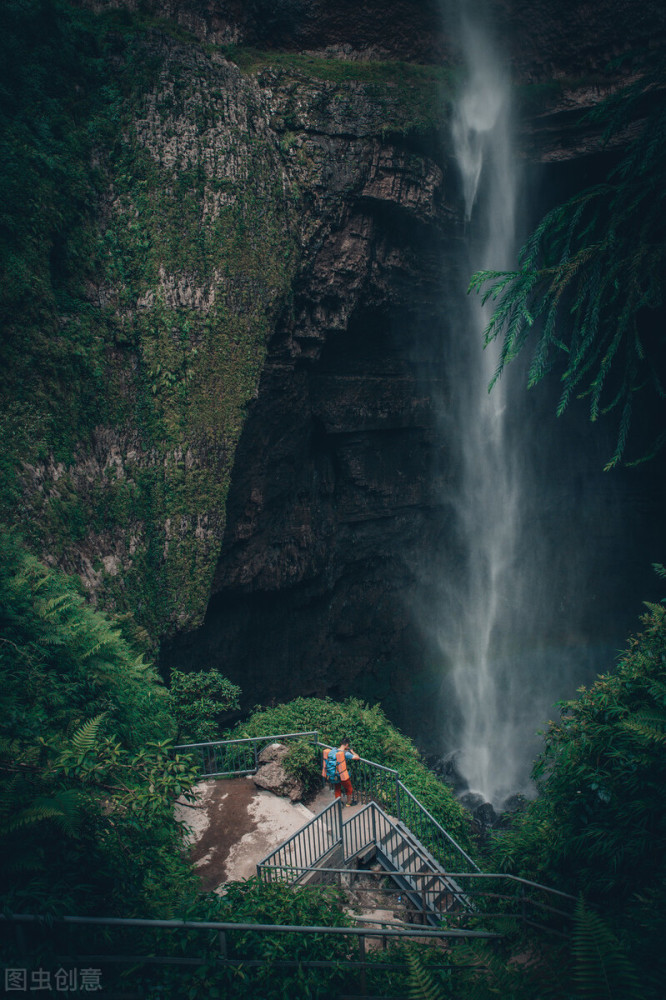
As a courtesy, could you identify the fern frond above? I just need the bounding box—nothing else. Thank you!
[406,949,443,1000]
[572,898,642,999]
[70,713,106,754]
[0,791,81,839]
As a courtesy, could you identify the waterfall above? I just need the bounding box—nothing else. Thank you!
[432,2,629,808]
[437,5,555,806]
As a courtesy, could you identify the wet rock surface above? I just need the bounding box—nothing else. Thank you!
[176,777,314,888]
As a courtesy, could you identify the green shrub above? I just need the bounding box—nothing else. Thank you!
[491,601,666,996]
[169,668,242,743]
[0,532,198,919]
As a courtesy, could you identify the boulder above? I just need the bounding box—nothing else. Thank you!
[501,793,528,815]
[458,790,485,812]
[253,743,305,802]
[428,750,470,794]
[472,801,498,828]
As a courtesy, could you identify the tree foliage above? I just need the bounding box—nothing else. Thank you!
[470,48,666,467]
[169,668,241,744]
[228,696,472,845]
[0,532,199,918]
[492,600,666,995]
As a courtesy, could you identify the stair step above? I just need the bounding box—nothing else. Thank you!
[399,850,423,870]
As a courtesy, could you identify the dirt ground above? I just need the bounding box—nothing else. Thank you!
[176,777,316,890]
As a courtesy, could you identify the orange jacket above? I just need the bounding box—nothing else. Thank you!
[322,746,358,782]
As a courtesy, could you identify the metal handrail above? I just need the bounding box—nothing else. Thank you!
[175,731,320,750]
[316,741,477,876]
[257,799,475,926]
[177,730,479,878]
[257,799,343,883]
[317,741,399,775]
[174,730,320,779]
[0,911,499,939]
[251,864,577,934]
[396,780,481,873]
[176,729,565,931]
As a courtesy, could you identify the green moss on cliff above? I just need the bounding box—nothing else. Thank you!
[0,1,301,641]
[0,2,452,645]
[226,46,451,135]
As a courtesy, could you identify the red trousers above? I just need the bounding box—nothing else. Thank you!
[334,778,353,799]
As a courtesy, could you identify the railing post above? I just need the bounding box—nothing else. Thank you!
[395,775,401,822]
[219,931,227,959]
[358,934,367,996]
[253,741,258,772]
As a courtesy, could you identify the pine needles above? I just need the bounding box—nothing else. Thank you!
[470,47,666,467]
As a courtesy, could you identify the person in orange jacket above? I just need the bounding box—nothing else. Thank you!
[322,737,360,806]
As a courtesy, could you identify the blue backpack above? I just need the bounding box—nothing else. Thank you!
[325,750,339,782]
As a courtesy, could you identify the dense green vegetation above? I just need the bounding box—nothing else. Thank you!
[0,0,307,641]
[0,0,457,648]
[0,534,447,998]
[2,528,665,997]
[169,667,241,742]
[470,48,666,468]
[0,531,198,920]
[226,46,451,136]
[2,3,665,996]
[491,599,666,996]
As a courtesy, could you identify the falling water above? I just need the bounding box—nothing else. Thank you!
[432,2,633,808]
[437,5,558,805]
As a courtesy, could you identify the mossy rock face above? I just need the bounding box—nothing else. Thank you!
[3,19,301,640]
[1,3,455,644]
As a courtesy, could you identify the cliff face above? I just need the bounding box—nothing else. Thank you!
[4,8,454,645]
[156,6,666,734]
[6,1,666,731]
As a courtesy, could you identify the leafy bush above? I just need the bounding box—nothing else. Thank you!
[169,668,242,743]
[281,739,322,798]
[100,880,352,999]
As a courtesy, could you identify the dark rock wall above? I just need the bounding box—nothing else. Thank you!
[83,0,666,71]
[161,119,456,736]
[158,1,666,744]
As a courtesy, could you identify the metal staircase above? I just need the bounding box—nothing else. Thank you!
[374,818,470,924]
[259,799,475,926]
[178,731,574,936]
